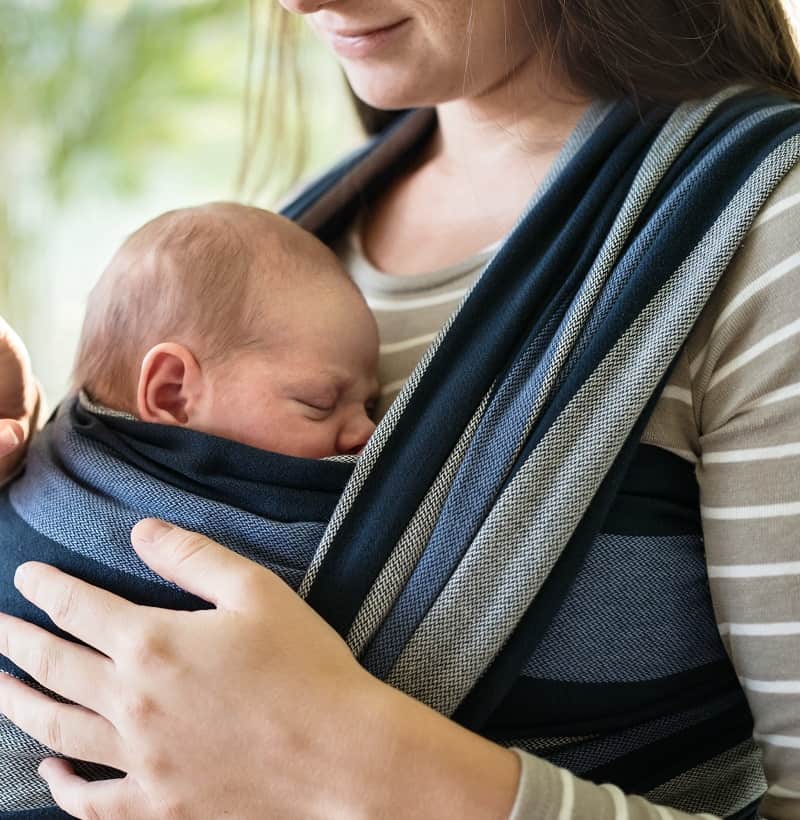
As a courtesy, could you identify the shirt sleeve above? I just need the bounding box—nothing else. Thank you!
[508,749,721,820]
[507,164,800,820]
[689,163,800,820]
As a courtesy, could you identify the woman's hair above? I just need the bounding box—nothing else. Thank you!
[242,0,800,194]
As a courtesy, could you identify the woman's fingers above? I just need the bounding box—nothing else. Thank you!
[0,674,125,770]
[0,316,33,421]
[0,418,29,479]
[0,316,39,480]
[0,420,24,458]
[13,562,139,657]
[131,518,281,609]
[0,612,114,710]
[0,520,387,818]
[40,760,140,820]
[39,759,143,820]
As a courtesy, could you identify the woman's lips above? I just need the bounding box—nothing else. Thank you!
[322,19,411,59]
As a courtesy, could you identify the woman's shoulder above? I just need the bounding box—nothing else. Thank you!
[690,159,800,348]
[686,161,800,423]
[642,160,800,458]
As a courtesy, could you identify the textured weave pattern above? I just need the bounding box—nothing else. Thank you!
[297,99,614,601]
[644,741,767,817]
[11,413,322,591]
[0,711,56,811]
[0,671,120,812]
[347,394,490,657]
[521,534,723,683]
[544,695,745,774]
[292,90,800,817]
[385,121,800,716]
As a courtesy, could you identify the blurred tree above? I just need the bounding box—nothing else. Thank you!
[2,0,237,193]
[0,0,358,318]
[0,0,245,314]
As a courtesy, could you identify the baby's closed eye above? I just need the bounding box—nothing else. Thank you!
[295,398,335,419]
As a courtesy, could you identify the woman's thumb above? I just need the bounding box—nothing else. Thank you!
[131,519,265,609]
[0,421,24,458]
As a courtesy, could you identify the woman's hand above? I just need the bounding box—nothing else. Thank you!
[0,519,522,820]
[0,519,388,819]
[0,315,39,480]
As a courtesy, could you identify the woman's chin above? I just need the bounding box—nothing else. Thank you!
[344,68,447,113]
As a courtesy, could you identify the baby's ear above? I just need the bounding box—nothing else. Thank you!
[136,343,203,426]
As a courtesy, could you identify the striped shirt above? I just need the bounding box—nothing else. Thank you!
[342,214,504,417]
[335,164,800,820]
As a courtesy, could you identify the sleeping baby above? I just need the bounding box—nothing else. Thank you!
[0,202,384,816]
[74,201,381,457]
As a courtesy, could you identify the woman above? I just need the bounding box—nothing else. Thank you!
[0,1,798,818]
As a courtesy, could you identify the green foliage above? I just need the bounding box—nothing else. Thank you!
[0,0,247,315]
[1,0,242,199]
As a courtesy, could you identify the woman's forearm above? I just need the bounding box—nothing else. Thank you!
[510,750,726,820]
[355,681,729,820]
[348,684,676,820]
[350,681,521,820]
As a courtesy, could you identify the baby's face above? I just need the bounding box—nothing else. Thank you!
[198,280,380,459]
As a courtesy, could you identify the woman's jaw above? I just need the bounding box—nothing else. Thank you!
[279,0,568,113]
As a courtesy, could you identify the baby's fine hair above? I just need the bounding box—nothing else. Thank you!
[72,202,343,413]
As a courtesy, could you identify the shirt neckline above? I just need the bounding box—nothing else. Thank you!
[342,210,503,295]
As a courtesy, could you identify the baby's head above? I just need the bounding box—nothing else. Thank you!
[73,203,380,458]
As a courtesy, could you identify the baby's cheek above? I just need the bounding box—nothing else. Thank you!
[274,416,336,460]
[231,410,290,455]
[302,422,341,459]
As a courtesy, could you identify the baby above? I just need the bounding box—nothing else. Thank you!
[72,202,380,458]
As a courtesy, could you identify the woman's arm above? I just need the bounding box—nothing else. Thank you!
[0,519,523,820]
[509,753,721,820]
[0,519,746,820]
[0,316,40,482]
[687,167,800,820]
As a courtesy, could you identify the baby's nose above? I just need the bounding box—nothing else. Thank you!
[337,413,377,456]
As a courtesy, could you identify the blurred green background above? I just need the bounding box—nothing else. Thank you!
[1,0,361,402]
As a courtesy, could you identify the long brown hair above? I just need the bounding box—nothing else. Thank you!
[241,0,800,195]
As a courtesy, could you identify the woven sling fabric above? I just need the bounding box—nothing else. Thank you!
[1,88,800,818]
[0,399,355,818]
[297,88,800,708]
[290,88,800,816]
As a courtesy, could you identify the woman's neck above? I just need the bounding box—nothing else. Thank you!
[430,56,593,188]
[359,58,593,276]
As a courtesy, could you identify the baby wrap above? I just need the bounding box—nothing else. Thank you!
[0,397,354,817]
[2,88,800,819]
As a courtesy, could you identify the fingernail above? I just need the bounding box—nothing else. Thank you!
[13,563,31,591]
[0,426,21,452]
[132,518,173,546]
